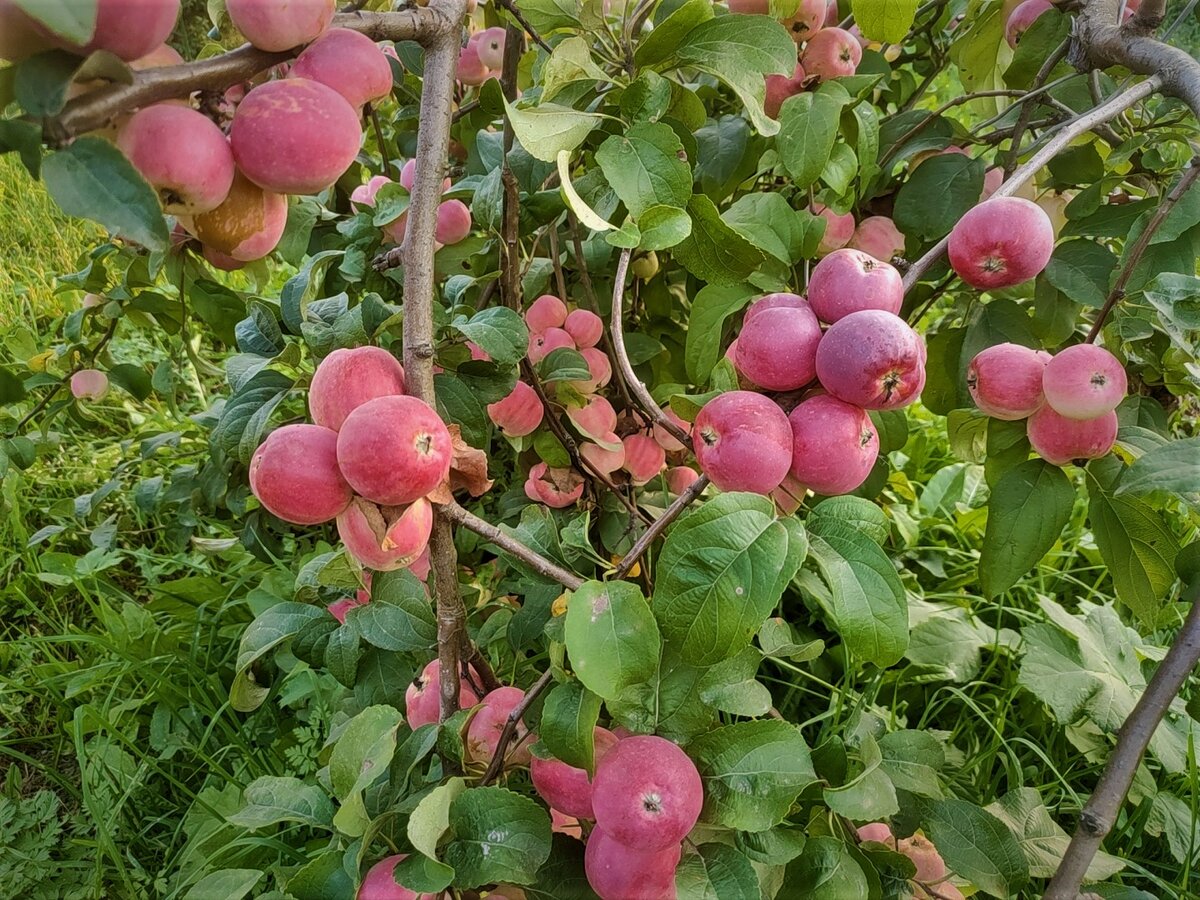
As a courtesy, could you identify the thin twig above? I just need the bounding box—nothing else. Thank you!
[480,668,555,784]
[366,102,392,174]
[440,501,585,589]
[1045,579,1200,898]
[493,0,552,52]
[1003,38,1071,175]
[499,22,525,311]
[612,474,709,580]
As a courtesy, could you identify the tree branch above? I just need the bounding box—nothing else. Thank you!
[1002,38,1071,176]
[1045,580,1200,899]
[43,8,455,142]
[440,501,585,590]
[901,77,1162,291]
[612,473,709,581]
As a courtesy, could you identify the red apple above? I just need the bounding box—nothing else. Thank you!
[1042,344,1127,419]
[967,343,1050,420]
[693,391,793,494]
[947,197,1055,290]
[815,309,925,410]
[789,394,880,495]
[1026,406,1118,465]
[806,248,903,324]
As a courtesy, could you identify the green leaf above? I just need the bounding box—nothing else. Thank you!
[980,459,1074,598]
[14,50,79,116]
[893,153,985,241]
[0,118,43,177]
[675,844,760,900]
[697,647,772,717]
[987,787,1125,880]
[1116,436,1200,497]
[635,0,715,68]
[12,0,96,43]
[690,719,816,831]
[182,870,263,900]
[409,777,467,858]
[435,372,492,449]
[783,836,870,897]
[43,137,169,251]
[1043,239,1118,308]
[804,519,907,667]
[655,492,806,666]
[504,98,604,163]
[921,798,1029,897]
[444,787,553,887]
[565,581,661,700]
[823,733,897,820]
[527,834,601,899]
[451,306,529,367]
[672,194,765,286]
[227,776,335,830]
[595,122,692,218]
[607,647,714,743]
[211,370,293,464]
[638,203,693,250]
[231,602,326,712]
[878,730,944,798]
[683,282,755,384]
[346,569,437,652]
[668,14,795,136]
[808,496,890,545]
[539,680,602,772]
[542,35,609,102]
[0,365,29,404]
[287,849,353,900]
[724,192,811,265]
[538,346,592,382]
[328,705,403,799]
[778,82,851,189]
[852,0,919,49]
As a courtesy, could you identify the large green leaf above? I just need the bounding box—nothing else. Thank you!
[778,82,851,189]
[672,194,765,286]
[980,459,1074,598]
[328,705,403,799]
[893,153,985,241]
[227,776,335,830]
[346,569,437,652]
[675,844,760,900]
[783,836,870,897]
[538,680,602,772]
[1116,436,1200,498]
[451,307,529,367]
[852,0,920,43]
[444,787,553,887]
[921,799,1029,897]
[683,282,755,384]
[231,602,327,712]
[634,0,715,67]
[564,581,661,700]
[655,492,806,666]
[183,870,263,900]
[987,788,1125,880]
[690,720,816,831]
[503,97,604,163]
[1043,239,1118,308]
[595,122,692,218]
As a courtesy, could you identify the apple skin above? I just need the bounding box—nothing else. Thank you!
[1027,406,1118,466]
[50,0,181,61]
[815,309,926,410]
[1042,344,1128,419]
[488,380,545,437]
[947,197,1055,290]
[781,0,827,43]
[434,200,473,245]
[581,440,626,475]
[666,466,702,494]
[812,202,856,255]
[789,395,880,495]
[227,0,335,52]
[584,827,681,900]
[727,0,770,11]
[309,346,407,432]
[118,106,235,215]
[190,170,288,262]
[857,822,896,846]
[475,26,506,69]
[574,347,613,393]
[290,27,394,109]
[250,423,353,525]
[652,407,691,453]
[765,63,808,119]
[967,343,1050,420]
[457,37,491,86]
[466,686,534,766]
[230,79,362,196]
[336,396,453,506]
[590,735,703,852]
[622,434,667,485]
[801,27,863,81]
[807,248,903,324]
[530,727,620,819]
[404,658,480,729]
[528,327,576,364]
[526,294,569,333]
[358,854,437,900]
[693,391,793,494]
[564,309,604,349]
[734,303,823,391]
[1005,0,1053,47]
[849,215,906,262]
[898,834,947,883]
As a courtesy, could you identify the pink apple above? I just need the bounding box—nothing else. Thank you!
[801,27,862,81]
[743,291,810,323]
[434,200,472,245]
[488,380,544,437]
[457,37,491,86]
[782,0,827,42]
[652,407,691,453]
[526,294,569,333]
[789,395,880,495]
[581,440,626,475]
[807,248,903,324]
[564,309,604,348]
[466,686,533,766]
[591,735,702,852]
[765,63,808,119]
[528,327,576,364]
[530,727,620,819]
[574,347,613,393]
[227,0,334,52]
[1042,344,1127,419]
[584,828,681,900]
[337,497,433,572]
[815,309,925,410]
[567,395,619,442]
[981,166,1005,200]
[728,0,769,11]
[290,28,393,109]
[967,343,1050,420]
[117,106,235,215]
[857,822,896,846]
[70,368,109,401]
[358,854,436,900]
[666,466,701,494]
[1027,406,1118,466]
[734,303,822,391]
[336,396,453,506]
[693,391,793,494]
[404,659,480,729]
[898,834,947,883]
[947,197,1055,289]
[1005,0,1053,47]
[475,26,506,69]
[622,434,667,484]
[812,202,856,255]
[849,216,906,262]
[309,346,406,431]
[250,424,353,525]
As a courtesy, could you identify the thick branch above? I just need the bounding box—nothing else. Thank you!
[1045,581,1200,899]
[440,502,585,590]
[44,8,453,141]
[901,78,1161,291]
[612,473,709,581]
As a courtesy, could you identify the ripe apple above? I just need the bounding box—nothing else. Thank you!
[528,327,575,364]
[967,343,1050,420]
[584,828,681,900]
[70,368,109,401]
[849,215,906,262]
[1005,0,1053,47]
[765,63,808,119]
[227,0,335,52]
[488,380,544,437]
[118,106,235,215]
[290,27,394,109]
[591,735,703,851]
[530,727,620,818]
[789,395,880,495]
[526,294,569,333]
[898,834,947,883]
[49,0,181,61]
[782,0,826,43]
[405,658,480,729]
[581,440,626,475]
[693,391,793,494]
[734,302,822,391]
[806,248,904,323]
[574,347,613,393]
[564,309,604,349]
[812,202,855,255]
[337,497,433,572]
[666,466,701,494]
[857,822,896,846]
[622,434,667,484]
[336,396,453,505]
[475,26,506,69]
[250,424,353,525]
[466,686,534,766]
[190,170,288,262]
[567,395,619,442]
[458,37,491,86]
[358,854,437,900]
[815,309,926,409]
[1026,406,1118,466]
[435,200,473,245]
[801,27,862,81]
[1042,344,1128,419]
[947,197,1055,289]
[652,407,691,453]
[309,346,406,432]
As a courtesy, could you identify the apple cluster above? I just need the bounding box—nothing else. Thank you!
[857,822,964,899]
[694,251,925,503]
[969,342,1126,466]
[351,158,474,252]
[248,346,455,572]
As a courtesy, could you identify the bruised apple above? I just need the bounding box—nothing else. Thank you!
[190,170,288,261]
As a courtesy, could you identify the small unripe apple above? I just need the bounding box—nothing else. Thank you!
[574,347,612,393]
[735,303,822,391]
[250,423,353,525]
[630,251,659,280]
[584,828,681,900]
[1005,0,1053,47]
[290,27,394,109]
[666,466,701,494]
[70,368,109,401]
[528,327,576,364]
[693,391,793,494]
[336,396,453,505]
[812,202,855,255]
[564,309,604,349]
[230,79,362,196]
[398,157,452,193]
[652,407,690,453]
[807,248,903,324]
[591,735,703,851]
[781,0,827,43]
[475,26,506,69]
[967,343,1050,420]
[789,394,880,495]
[118,106,235,215]
[526,294,569,333]
[801,27,862,81]
[309,346,406,432]
[580,441,626,475]
[338,497,433,572]
[765,63,808,119]
[1027,406,1118,466]
[405,658,480,729]
[947,197,1055,289]
[816,309,925,410]
[622,434,667,485]
[530,727,619,818]
[191,169,288,262]
[488,380,544,437]
[466,686,533,766]
[227,0,335,51]
[1042,344,1127,419]
[525,462,585,507]
[358,854,437,900]
[849,216,905,262]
